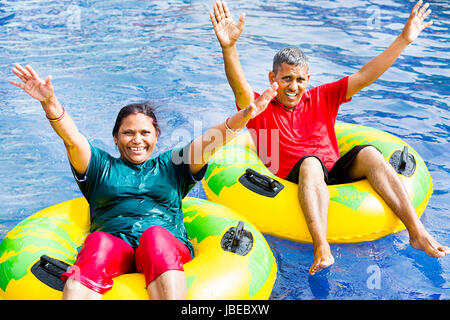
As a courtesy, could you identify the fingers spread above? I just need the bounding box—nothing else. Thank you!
[421,8,431,20]
[423,20,433,29]
[418,2,429,16]
[258,83,278,105]
[25,64,39,80]
[12,67,26,82]
[214,1,222,22]
[14,64,30,78]
[222,1,231,19]
[411,0,423,14]
[237,13,245,31]
[9,80,24,89]
[217,1,226,19]
[45,75,52,86]
[210,11,218,27]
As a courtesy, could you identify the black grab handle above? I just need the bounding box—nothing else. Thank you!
[246,169,277,191]
[231,221,244,249]
[238,168,284,198]
[400,146,408,171]
[388,145,416,177]
[30,255,72,291]
[220,221,254,256]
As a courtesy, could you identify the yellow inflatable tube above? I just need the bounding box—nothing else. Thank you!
[202,122,433,243]
[0,197,277,300]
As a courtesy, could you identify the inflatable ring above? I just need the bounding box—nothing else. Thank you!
[202,122,433,243]
[0,197,277,299]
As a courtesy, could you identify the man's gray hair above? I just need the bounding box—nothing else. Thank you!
[273,47,309,73]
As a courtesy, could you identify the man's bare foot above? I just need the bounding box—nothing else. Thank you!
[409,228,449,257]
[309,243,335,275]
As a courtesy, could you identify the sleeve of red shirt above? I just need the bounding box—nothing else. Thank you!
[315,75,352,118]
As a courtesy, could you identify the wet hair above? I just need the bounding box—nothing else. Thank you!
[112,102,161,138]
[273,47,309,74]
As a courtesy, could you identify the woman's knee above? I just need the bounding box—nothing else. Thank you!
[136,227,192,286]
[139,226,171,252]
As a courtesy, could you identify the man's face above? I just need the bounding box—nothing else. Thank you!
[269,63,310,109]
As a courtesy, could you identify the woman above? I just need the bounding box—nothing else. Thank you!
[10,64,278,300]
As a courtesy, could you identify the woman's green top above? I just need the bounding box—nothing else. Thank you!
[72,143,206,256]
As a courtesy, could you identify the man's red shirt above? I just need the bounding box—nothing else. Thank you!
[242,76,352,178]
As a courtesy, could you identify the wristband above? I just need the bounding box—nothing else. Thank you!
[46,106,65,122]
[224,117,242,133]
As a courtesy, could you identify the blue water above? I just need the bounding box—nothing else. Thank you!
[0,0,448,300]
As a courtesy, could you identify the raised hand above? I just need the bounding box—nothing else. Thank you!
[210,0,245,49]
[245,82,278,119]
[10,64,54,102]
[401,0,433,44]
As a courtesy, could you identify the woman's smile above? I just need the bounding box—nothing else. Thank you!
[114,113,158,164]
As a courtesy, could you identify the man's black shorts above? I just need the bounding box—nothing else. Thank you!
[285,145,377,185]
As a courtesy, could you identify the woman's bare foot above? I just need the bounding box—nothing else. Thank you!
[309,243,335,275]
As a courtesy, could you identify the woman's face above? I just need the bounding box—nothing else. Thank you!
[114,113,158,164]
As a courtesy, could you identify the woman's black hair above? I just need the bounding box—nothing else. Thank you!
[112,102,161,138]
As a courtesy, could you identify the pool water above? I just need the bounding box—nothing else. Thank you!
[0,0,448,300]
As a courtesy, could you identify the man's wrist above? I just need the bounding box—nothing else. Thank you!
[221,43,237,52]
[398,32,413,46]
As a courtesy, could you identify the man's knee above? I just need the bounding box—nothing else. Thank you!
[299,157,326,181]
[349,146,387,179]
[358,146,384,161]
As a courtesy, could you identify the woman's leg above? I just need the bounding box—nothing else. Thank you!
[62,278,102,300]
[61,231,135,299]
[147,270,187,300]
[135,226,192,300]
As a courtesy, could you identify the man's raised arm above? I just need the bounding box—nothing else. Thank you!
[210,0,254,109]
[346,0,432,100]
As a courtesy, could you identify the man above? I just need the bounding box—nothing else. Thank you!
[210,0,449,275]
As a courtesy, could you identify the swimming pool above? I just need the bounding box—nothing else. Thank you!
[0,0,448,300]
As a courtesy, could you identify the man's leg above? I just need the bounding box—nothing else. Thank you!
[347,146,449,257]
[297,157,335,275]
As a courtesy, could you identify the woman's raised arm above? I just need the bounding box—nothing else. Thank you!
[11,64,91,176]
[188,82,277,175]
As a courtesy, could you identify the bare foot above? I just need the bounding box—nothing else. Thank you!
[409,229,450,258]
[309,243,335,275]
